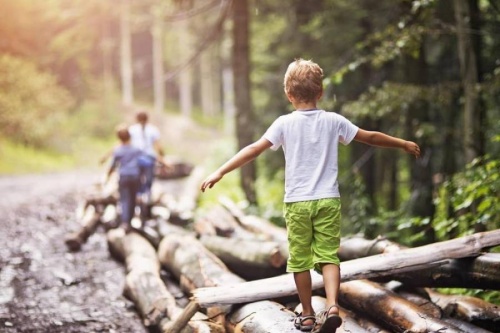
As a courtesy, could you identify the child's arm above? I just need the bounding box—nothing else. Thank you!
[200,137,273,192]
[104,165,115,184]
[354,129,420,157]
[99,148,114,165]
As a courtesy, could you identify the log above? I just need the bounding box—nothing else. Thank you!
[393,287,493,333]
[192,229,500,307]
[426,288,500,331]
[156,160,194,180]
[219,196,288,243]
[199,234,287,280]
[100,204,120,231]
[196,205,236,237]
[157,233,245,291]
[375,253,500,290]
[167,166,206,224]
[339,280,465,333]
[296,296,390,333]
[226,300,297,333]
[195,204,262,240]
[157,230,244,325]
[340,235,500,289]
[107,229,222,332]
[65,204,103,251]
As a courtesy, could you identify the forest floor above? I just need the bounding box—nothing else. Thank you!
[0,111,224,332]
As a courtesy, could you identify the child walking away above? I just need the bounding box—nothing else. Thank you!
[200,58,420,333]
[106,125,144,232]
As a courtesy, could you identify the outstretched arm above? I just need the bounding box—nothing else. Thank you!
[200,137,273,192]
[354,129,420,158]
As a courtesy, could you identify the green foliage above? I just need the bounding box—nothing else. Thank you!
[196,139,246,213]
[436,288,500,307]
[0,54,73,148]
[433,155,500,241]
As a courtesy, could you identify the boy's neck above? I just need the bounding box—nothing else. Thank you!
[293,101,318,111]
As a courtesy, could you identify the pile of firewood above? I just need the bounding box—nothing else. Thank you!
[65,168,500,333]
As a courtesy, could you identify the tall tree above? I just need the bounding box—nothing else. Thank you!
[233,0,256,205]
[152,3,165,114]
[120,0,134,107]
[453,0,485,163]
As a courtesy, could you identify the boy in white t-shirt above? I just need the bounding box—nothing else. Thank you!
[128,111,164,203]
[200,58,420,333]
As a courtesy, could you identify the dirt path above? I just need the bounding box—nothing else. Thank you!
[0,171,149,332]
[0,111,224,332]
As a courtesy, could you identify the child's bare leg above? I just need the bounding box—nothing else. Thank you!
[321,263,340,315]
[294,271,315,322]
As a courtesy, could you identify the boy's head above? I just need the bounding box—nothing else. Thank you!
[136,110,149,125]
[284,58,323,103]
[116,124,131,143]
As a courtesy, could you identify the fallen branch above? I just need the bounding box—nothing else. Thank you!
[192,229,500,307]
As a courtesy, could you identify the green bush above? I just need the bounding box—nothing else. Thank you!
[0,54,73,148]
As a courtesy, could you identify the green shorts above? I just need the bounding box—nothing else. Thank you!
[283,198,341,274]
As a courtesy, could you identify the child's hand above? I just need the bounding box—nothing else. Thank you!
[404,141,420,158]
[158,158,173,171]
[200,172,223,192]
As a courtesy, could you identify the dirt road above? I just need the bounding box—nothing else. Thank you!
[0,170,148,333]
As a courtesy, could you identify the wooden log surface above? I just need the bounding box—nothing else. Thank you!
[107,229,222,333]
[192,229,500,307]
[157,229,245,326]
[226,300,297,333]
[339,280,464,333]
[340,235,500,289]
[426,288,500,331]
[296,295,390,333]
[218,196,288,243]
[65,204,103,251]
[199,234,287,280]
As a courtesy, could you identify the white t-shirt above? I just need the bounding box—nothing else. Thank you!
[263,110,359,203]
[128,123,160,158]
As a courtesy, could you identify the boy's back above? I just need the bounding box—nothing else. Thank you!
[264,109,358,202]
[112,144,143,177]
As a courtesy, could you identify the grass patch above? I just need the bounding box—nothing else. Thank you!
[0,135,114,175]
[0,138,74,174]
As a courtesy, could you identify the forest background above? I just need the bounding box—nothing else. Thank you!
[0,0,498,303]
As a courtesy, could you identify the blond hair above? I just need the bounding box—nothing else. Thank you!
[283,58,323,103]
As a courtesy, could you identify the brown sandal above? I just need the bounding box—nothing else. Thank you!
[311,305,342,333]
[294,312,316,332]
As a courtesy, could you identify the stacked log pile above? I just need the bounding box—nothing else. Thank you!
[66,173,500,333]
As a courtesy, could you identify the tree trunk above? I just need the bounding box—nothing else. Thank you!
[296,296,390,333]
[226,300,297,333]
[178,19,193,118]
[120,0,133,106]
[375,253,500,290]
[394,289,493,333]
[152,5,164,115]
[339,235,500,289]
[107,229,222,332]
[219,196,288,242]
[232,0,256,205]
[192,229,500,307]
[339,280,464,333]
[199,235,287,280]
[166,166,206,225]
[157,231,244,325]
[65,204,103,251]
[454,0,485,163]
[426,288,500,331]
[194,204,266,240]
